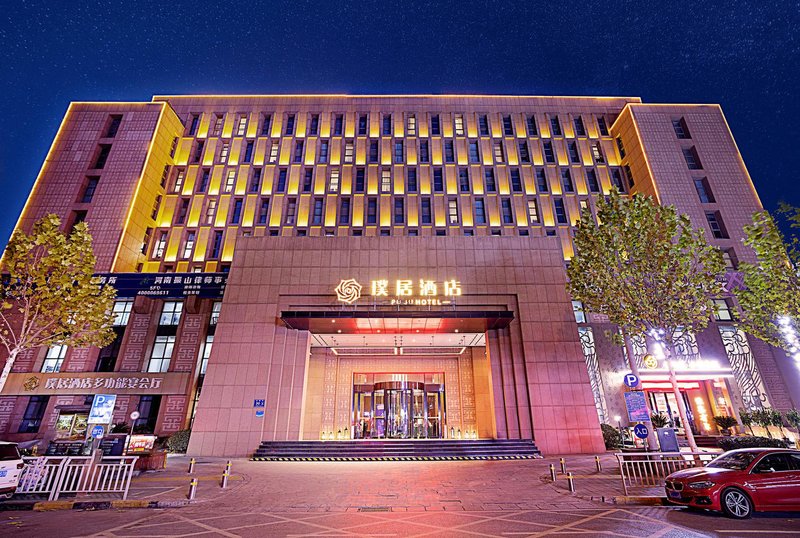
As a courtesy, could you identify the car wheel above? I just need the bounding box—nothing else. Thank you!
[721,488,753,519]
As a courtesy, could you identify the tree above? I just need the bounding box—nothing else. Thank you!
[0,215,116,393]
[567,190,725,452]
[733,208,800,355]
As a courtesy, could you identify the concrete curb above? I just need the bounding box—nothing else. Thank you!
[0,499,192,512]
[612,496,670,506]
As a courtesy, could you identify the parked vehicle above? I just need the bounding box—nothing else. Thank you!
[0,442,24,499]
[665,448,800,518]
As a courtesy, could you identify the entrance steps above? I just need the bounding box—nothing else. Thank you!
[252,439,541,461]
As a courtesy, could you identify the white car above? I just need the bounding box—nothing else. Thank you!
[0,442,24,499]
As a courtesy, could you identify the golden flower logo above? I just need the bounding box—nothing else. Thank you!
[23,376,40,392]
[335,279,362,304]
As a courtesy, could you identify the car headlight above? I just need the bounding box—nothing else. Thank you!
[687,481,714,489]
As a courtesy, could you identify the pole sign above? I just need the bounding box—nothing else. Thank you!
[88,394,117,424]
[633,423,650,439]
[623,373,640,388]
[624,391,651,422]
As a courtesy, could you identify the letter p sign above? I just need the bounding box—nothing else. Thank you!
[623,373,640,388]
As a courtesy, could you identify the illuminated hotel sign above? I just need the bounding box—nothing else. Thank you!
[335,278,462,306]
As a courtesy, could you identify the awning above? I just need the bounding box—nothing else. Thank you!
[280,310,514,334]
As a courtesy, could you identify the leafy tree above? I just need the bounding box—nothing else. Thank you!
[567,191,725,452]
[739,409,756,436]
[0,215,116,392]
[733,209,800,353]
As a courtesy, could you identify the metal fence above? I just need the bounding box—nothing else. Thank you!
[16,455,138,501]
[615,452,717,495]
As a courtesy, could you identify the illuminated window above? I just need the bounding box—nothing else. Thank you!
[200,335,213,375]
[339,198,351,224]
[394,140,404,163]
[80,176,99,203]
[172,169,185,193]
[204,199,217,225]
[236,114,247,137]
[344,140,354,163]
[597,116,609,136]
[568,142,580,163]
[616,137,626,158]
[276,168,287,192]
[579,199,589,212]
[407,114,417,136]
[493,141,505,163]
[542,141,555,163]
[249,168,262,193]
[527,199,540,223]
[586,169,600,193]
[393,197,404,224]
[478,115,489,136]
[694,177,715,203]
[510,169,523,193]
[484,170,497,192]
[197,169,210,193]
[160,301,183,326]
[407,168,418,192]
[430,114,441,136]
[42,345,67,373]
[433,168,444,192]
[176,198,189,224]
[591,142,605,164]
[209,231,223,259]
[526,115,538,137]
[302,168,313,192]
[561,169,574,192]
[154,231,167,259]
[224,170,236,193]
[713,299,734,321]
[535,168,548,192]
[458,168,470,192]
[420,197,432,224]
[501,198,514,224]
[192,140,204,163]
[230,198,243,224]
[448,199,458,224]
[212,114,223,136]
[572,301,586,323]
[293,140,304,163]
[518,141,530,163]
[285,114,295,135]
[141,227,152,254]
[260,113,272,136]
[329,169,340,193]
[210,301,222,325]
[355,167,366,193]
[308,114,319,136]
[419,140,430,163]
[554,198,568,224]
[380,168,391,193]
[218,142,230,164]
[169,137,178,158]
[333,114,344,136]
[285,198,297,225]
[468,141,480,163]
[454,114,465,136]
[474,198,487,225]
[318,140,329,163]
[573,117,586,137]
[672,118,691,139]
[705,211,728,239]
[268,141,279,163]
[258,198,270,225]
[366,197,378,225]
[312,198,324,225]
[148,335,175,373]
[502,115,513,136]
[358,113,368,136]
[369,140,379,163]
[382,114,392,135]
[182,231,196,259]
[550,116,562,136]
[112,300,133,326]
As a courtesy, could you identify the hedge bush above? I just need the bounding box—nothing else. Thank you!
[166,429,191,453]
[717,435,787,451]
[601,423,621,450]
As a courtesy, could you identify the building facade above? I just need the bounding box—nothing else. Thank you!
[1,95,797,456]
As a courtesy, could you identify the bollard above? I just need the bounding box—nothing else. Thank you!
[560,457,567,474]
[549,463,557,481]
[188,457,195,474]
[187,478,198,500]
[567,472,575,493]
[225,460,232,474]
[221,470,229,489]
[595,455,602,472]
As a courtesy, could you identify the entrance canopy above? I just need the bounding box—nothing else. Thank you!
[280,310,514,334]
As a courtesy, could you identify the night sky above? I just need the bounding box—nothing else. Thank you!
[1,1,798,244]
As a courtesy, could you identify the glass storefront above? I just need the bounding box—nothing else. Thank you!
[352,373,445,439]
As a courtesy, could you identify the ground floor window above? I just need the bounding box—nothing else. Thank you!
[133,395,161,434]
[19,396,49,433]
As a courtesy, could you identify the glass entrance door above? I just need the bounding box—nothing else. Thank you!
[385,388,411,438]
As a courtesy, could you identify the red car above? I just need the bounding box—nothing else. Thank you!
[665,448,800,518]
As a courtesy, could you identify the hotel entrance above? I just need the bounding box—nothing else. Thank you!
[352,374,445,439]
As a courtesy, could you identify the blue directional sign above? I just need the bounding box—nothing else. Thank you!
[253,399,265,408]
[633,423,650,439]
[255,410,265,418]
[623,373,640,388]
[91,425,105,439]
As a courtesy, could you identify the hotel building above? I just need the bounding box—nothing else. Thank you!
[1,94,797,457]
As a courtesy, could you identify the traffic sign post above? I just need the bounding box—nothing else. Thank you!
[633,423,649,440]
[91,425,105,439]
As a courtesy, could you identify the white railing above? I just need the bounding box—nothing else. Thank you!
[615,452,717,495]
[16,455,138,501]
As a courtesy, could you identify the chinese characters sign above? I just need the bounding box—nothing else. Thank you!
[335,278,463,306]
[95,272,227,299]
[0,372,191,396]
